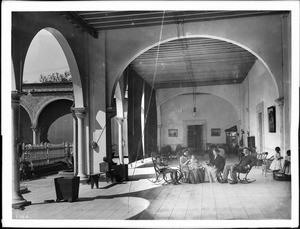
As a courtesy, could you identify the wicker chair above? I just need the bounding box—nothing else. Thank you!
[262,156,274,177]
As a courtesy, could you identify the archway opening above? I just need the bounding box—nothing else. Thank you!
[112,67,157,165]
[23,29,71,84]
[115,36,279,161]
[37,99,73,144]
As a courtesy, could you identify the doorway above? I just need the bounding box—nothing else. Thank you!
[187,125,204,154]
[258,112,263,152]
[256,102,264,153]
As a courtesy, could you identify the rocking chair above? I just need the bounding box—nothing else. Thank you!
[236,165,256,183]
[150,152,182,185]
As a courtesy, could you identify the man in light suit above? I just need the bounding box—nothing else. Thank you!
[220,147,257,184]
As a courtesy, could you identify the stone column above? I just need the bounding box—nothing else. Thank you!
[71,109,78,176]
[11,91,31,207]
[116,117,125,164]
[73,107,86,179]
[157,124,162,151]
[275,98,284,154]
[31,125,37,145]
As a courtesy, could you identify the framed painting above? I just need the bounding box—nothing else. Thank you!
[211,128,221,137]
[168,129,178,137]
[268,106,276,132]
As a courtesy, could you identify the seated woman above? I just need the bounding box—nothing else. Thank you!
[179,149,191,182]
[188,155,205,183]
[204,148,225,183]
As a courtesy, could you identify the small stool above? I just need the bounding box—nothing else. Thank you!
[87,173,104,189]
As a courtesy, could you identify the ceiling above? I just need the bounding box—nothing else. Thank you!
[130,37,257,89]
[65,11,288,89]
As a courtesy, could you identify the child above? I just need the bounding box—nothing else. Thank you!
[281,150,291,176]
[269,146,283,172]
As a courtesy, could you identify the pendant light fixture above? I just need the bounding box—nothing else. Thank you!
[175,18,197,118]
[193,87,196,117]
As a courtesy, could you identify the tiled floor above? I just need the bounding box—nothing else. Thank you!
[12,155,292,222]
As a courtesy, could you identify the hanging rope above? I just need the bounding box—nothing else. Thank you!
[126,10,166,212]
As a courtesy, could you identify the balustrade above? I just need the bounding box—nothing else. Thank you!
[21,142,73,167]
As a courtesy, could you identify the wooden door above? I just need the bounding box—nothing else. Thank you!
[187,125,203,154]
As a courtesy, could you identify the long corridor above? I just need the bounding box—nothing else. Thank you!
[12,156,292,224]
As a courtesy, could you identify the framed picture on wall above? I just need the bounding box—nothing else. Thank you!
[268,106,276,132]
[211,128,221,137]
[168,129,178,137]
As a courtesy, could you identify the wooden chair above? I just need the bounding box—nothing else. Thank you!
[216,156,226,183]
[174,144,183,159]
[159,145,172,164]
[256,152,268,168]
[236,165,256,183]
[262,156,274,177]
[150,152,181,184]
[226,165,255,184]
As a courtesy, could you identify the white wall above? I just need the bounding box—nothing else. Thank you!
[241,59,280,156]
[160,93,238,150]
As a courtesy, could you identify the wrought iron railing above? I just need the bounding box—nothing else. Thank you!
[21,142,73,166]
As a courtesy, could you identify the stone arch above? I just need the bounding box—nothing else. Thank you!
[18,26,84,108]
[19,103,33,124]
[39,28,84,108]
[158,91,239,116]
[36,98,73,143]
[157,91,239,126]
[111,35,280,106]
[33,97,73,127]
[157,92,239,149]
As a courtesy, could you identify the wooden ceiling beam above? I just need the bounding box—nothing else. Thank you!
[61,12,98,38]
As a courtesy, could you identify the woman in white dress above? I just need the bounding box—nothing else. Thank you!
[269,146,283,172]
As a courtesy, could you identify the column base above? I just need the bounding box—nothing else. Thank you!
[77,173,88,183]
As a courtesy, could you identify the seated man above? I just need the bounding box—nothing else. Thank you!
[205,148,225,183]
[220,147,256,184]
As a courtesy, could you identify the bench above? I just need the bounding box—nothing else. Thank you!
[87,172,106,189]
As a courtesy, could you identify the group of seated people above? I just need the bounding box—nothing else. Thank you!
[178,145,292,184]
[179,147,257,184]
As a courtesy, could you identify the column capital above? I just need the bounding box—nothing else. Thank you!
[275,97,284,107]
[107,107,116,117]
[72,107,86,119]
[11,90,21,101]
[31,125,38,131]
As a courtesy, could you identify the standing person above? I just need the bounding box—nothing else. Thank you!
[281,150,291,176]
[269,146,283,173]
[180,149,191,183]
[205,148,225,183]
[220,147,256,184]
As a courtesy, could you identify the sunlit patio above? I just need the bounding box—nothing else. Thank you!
[12,156,291,222]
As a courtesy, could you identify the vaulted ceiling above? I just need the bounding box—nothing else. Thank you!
[66,11,288,89]
[130,37,257,89]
